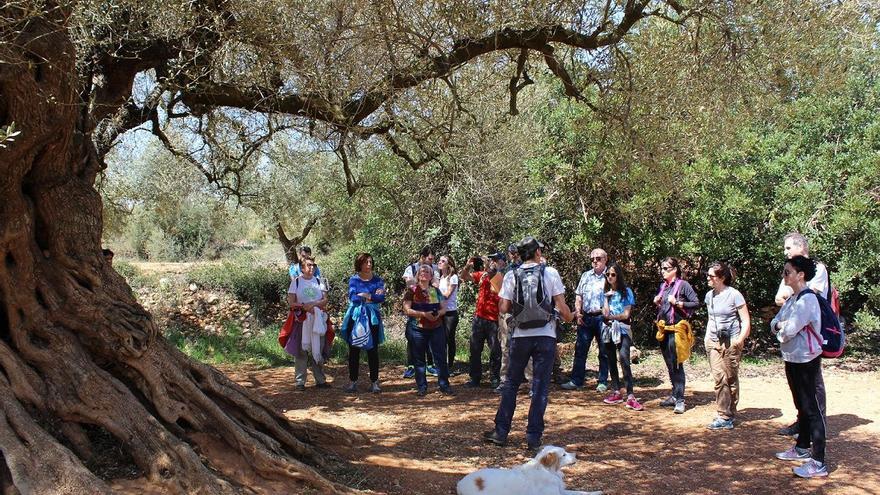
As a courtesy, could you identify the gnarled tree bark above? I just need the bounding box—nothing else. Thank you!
[0,8,364,495]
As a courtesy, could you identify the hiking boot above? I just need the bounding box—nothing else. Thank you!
[526,438,542,452]
[494,381,505,394]
[674,400,686,414]
[464,380,480,388]
[603,391,624,405]
[426,366,438,377]
[315,382,331,389]
[439,385,455,396]
[560,381,582,391]
[793,459,829,478]
[402,366,415,379]
[295,383,306,391]
[369,381,381,393]
[707,417,734,430]
[775,445,811,461]
[344,382,357,394]
[417,387,428,397]
[778,422,799,436]
[659,396,676,407]
[482,430,507,447]
[596,383,609,393]
[625,395,644,411]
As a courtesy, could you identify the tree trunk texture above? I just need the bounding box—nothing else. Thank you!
[0,10,365,495]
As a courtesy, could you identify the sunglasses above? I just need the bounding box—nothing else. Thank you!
[591,257,605,262]
[782,269,795,277]
[706,273,718,279]
[661,266,675,272]
[606,273,617,278]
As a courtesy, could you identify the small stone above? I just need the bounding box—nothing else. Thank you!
[189,283,198,292]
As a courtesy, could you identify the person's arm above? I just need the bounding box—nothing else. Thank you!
[734,304,751,345]
[287,292,300,309]
[677,282,700,310]
[436,299,447,319]
[552,293,573,323]
[459,260,475,283]
[777,295,817,342]
[809,263,829,297]
[370,278,386,303]
[602,294,610,318]
[349,277,365,303]
[498,297,511,314]
[775,278,792,306]
[441,277,457,299]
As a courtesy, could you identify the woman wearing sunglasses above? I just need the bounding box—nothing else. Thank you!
[600,263,642,411]
[771,255,828,478]
[704,261,751,430]
[653,257,699,414]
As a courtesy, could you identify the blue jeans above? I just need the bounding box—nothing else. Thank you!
[494,336,556,444]
[411,326,450,390]
[569,315,608,387]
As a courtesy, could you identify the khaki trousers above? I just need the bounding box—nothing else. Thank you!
[708,341,742,419]
[499,314,532,382]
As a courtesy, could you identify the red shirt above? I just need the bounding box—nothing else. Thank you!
[471,271,499,321]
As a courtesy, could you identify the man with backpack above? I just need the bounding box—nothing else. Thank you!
[461,252,506,389]
[773,232,833,437]
[483,236,573,451]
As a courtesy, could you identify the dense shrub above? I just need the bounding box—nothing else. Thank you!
[188,256,289,322]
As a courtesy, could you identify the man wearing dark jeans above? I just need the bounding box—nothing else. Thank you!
[460,253,505,388]
[483,236,572,450]
[562,248,609,392]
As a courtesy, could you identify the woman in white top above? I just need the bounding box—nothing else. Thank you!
[704,262,750,430]
[438,255,460,371]
[771,255,827,478]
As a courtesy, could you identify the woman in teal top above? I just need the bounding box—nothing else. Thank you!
[601,262,642,411]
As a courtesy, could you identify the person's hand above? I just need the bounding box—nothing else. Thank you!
[375,288,385,295]
[576,314,584,326]
[653,294,662,305]
[290,302,303,310]
[605,290,615,297]
[357,292,371,300]
[667,294,677,304]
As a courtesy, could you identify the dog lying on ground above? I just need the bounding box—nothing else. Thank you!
[456,445,602,495]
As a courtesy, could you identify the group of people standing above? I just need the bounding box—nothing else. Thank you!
[286,231,832,480]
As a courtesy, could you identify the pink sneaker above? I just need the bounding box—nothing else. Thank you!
[625,396,644,411]
[603,391,624,404]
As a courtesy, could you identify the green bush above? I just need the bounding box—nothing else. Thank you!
[189,256,289,322]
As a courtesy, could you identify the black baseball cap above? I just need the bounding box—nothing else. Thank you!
[488,251,507,261]
[516,236,545,258]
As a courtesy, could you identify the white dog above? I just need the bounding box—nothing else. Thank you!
[456,445,602,495]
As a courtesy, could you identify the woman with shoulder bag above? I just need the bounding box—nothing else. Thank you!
[704,261,751,430]
[340,253,386,394]
[600,263,642,411]
[653,257,699,414]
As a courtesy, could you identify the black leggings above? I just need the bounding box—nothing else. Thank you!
[605,334,633,395]
[786,357,826,463]
[444,310,460,368]
[660,332,686,400]
[348,326,380,382]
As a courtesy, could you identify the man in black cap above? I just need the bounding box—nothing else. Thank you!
[484,236,573,450]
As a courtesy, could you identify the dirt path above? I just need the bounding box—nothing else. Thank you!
[227,357,880,495]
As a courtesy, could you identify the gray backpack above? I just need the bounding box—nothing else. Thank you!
[511,265,554,329]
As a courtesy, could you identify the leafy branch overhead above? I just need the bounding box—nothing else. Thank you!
[82,1,694,194]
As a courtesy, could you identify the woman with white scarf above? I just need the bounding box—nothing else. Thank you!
[287,255,330,391]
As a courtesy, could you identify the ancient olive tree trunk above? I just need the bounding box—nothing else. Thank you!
[0,10,363,495]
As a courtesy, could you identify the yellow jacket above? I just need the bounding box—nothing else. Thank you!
[655,320,695,365]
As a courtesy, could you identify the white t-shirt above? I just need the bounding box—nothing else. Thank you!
[705,287,746,342]
[499,262,565,339]
[439,274,459,311]
[287,276,327,304]
[775,261,829,301]
[402,262,440,285]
